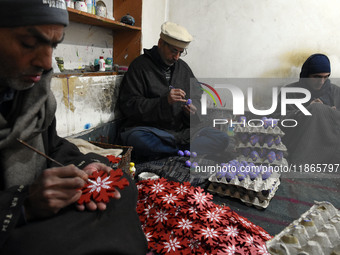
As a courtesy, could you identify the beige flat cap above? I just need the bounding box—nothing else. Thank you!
[160,21,193,49]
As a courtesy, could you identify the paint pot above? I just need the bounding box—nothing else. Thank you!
[120,13,135,26]
[55,57,64,72]
[65,0,73,8]
[74,1,87,12]
[96,0,107,18]
[105,57,113,71]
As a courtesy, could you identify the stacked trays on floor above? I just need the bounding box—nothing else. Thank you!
[208,117,287,209]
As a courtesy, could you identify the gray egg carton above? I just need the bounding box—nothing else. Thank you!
[236,142,288,152]
[234,125,285,136]
[209,170,281,193]
[266,201,340,255]
[207,177,280,209]
[236,155,289,166]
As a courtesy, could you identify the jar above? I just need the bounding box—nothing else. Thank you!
[105,57,113,71]
[74,1,87,12]
[120,13,135,26]
[55,57,64,72]
[96,1,107,18]
[99,56,105,72]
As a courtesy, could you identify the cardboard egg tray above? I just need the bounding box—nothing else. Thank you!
[266,201,340,255]
[208,121,285,209]
[208,168,281,209]
[236,142,287,152]
[207,177,280,209]
[234,125,285,136]
[235,124,288,166]
[236,155,289,166]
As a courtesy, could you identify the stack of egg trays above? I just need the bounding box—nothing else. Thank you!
[234,125,289,166]
[208,167,281,209]
[266,201,340,255]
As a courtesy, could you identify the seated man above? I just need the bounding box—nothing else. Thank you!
[119,21,229,162]
[0,1,147,254]
[274,53,340,164]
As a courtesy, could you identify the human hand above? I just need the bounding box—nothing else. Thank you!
[310,98,323,105]
[168,88,187,104]
[76,162,121,212]
[24,164,88,221]
[182,103,197,115]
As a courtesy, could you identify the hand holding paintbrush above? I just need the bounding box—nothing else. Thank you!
[16,138,117,220]
[16,138,94,184]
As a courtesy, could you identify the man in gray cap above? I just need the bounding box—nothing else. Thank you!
[0,1,147,254]
[119,21,229,162]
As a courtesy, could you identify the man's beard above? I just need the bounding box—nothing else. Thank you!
[5,78,35,91]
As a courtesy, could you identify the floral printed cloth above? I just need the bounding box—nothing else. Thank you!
[137,178,272,255]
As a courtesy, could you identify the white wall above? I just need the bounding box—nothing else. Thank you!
[142,0,340,79]
[141,0,168,49]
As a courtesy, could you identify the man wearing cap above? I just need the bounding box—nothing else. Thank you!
[0,1,147,254]
[274,53,340,164]
[119,21,229,162]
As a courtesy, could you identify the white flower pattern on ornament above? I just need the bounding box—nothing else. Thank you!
[88,176,113,193]
[163,237,181,253]
[224,226,239,237]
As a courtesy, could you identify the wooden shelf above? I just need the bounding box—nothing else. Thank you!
[68,8,141,31]
[53,71,119,78]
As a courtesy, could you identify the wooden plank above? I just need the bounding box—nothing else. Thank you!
[53,71,119,78]
[68,8,141,31]
[113,29,141,66]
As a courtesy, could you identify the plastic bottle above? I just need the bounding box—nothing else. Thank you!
[129,162,136,178]
[86,0,93,13]
[99,56,105,72]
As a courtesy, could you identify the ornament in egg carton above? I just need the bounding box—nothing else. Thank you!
[266,201,340,255]
[207,159,281,209]
[207,116,286,209]
[235,116,288,166]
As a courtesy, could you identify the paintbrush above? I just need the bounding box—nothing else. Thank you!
[16,138,95,184]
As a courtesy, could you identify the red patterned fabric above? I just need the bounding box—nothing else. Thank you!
[137,178,272,254]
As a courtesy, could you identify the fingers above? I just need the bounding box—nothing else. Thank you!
[168,88,187,104]
[82,162,112,175]
[41,165,87,189]
[76,190,121,212]
[310,98,323,104]
[182,104,197,115]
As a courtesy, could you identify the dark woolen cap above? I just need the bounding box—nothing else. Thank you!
[300,53,331,78]
[0,0,69,27]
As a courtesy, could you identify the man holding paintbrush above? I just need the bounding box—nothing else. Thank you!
[0,1,147,254]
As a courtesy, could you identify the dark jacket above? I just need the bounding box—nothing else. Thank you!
[118,46,202,143]
[0,74,147,254]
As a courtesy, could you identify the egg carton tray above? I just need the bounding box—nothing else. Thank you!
[237,155,289,166]
[207,178,280,209]
[209,170,281,193]
[266,201,340,255]
[234,125,285,136]
[236,142,288,152]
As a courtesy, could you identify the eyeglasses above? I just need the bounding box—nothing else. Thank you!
[165,42,187,57]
